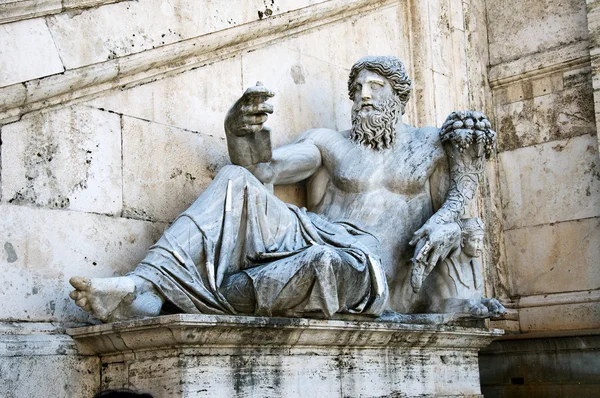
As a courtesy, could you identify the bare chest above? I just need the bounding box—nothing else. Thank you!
[321,139,439,195]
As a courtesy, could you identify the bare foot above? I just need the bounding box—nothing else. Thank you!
[69,276,163,322]
[469,302,490,317]
[481,298,507,318]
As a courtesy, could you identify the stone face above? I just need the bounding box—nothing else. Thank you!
[0,204,166,322]
[121,115,228,223]
[1,106,123,215]
[0,18,64,87]
[486,0,589,66]
[498,134,600,230]
[68,314,500,398]
[504,217,600,296]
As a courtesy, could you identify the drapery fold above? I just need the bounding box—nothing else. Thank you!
[132,165,388,317]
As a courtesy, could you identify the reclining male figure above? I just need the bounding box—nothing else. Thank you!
[69,56,501,322]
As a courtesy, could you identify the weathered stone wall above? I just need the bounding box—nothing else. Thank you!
[481,0,600,396]
[486,0,600,334]
[0,1,495,396]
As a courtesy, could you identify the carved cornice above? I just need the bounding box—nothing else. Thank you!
[67,314,502,356]
[489,41,591,88]
[0,0,397,124]
[0,0,129,25]
[516,289,600,309]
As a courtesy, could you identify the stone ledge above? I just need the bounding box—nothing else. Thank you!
[0,0,128,25]
[0,0,397,124]
[67,314,502,355]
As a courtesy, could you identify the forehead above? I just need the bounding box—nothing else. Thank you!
[465,233,484,240]
[355,69,388,84]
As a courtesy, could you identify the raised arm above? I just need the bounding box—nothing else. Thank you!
[224,82,322,185]
[409,111,497,292]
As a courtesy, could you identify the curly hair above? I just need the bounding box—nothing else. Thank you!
[348,56,412,113]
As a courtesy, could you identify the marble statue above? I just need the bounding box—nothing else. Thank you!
[69,56,505,323]
[414,218,504,316]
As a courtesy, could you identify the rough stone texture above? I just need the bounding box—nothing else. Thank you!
[0,18,64,87]
[1,105,122,214]
[0,204,166,322]
[498,134,600,230]
[480,334,600,397]
[121,115,228,223]
[89,56,242,138]
[68,314,501,398]
[494,69,596,153]
[45,0,328,70]
[504,217,600,296]
[0,322,100,398]
[486,0,589,66]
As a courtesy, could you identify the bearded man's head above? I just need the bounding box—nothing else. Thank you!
[347,56,413,150]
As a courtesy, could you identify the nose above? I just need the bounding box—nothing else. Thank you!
[361,85,372,101]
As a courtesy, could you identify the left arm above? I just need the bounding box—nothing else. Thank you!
[410,111,497,292]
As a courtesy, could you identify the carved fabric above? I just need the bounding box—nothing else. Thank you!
[132,165,388,317]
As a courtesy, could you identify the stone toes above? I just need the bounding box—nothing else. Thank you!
[70,276,91,290]
[76,297,88,308]
[69,290,81,300]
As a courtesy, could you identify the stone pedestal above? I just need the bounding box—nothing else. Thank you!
[67,314,501,398]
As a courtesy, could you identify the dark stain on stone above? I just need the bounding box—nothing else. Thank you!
[290,64,306,85]
[258,10,264,19]
[4,242,17,263]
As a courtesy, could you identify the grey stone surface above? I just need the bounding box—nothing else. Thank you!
[0,18,64,87]
[480,334,600,397]
[1,105,122,214]
[69,56,501,323]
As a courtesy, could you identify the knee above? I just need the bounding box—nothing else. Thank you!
[216,165,260,185]
[307,245,342,267]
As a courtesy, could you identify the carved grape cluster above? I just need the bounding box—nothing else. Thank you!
[440,111,497,158]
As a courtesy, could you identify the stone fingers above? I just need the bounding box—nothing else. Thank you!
[70,276,91,290]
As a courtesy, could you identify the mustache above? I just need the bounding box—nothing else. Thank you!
[352,100,385,113]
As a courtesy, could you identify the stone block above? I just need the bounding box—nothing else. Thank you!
[486,0,589,66]
[0,18,64,87]
[498,134,600,230]
[45,0,327,70]
[504,217,600,296]
[495,82,595,152]
[0,204,166,322]
[0,323,100,398]
[242,44,349,147]
[68,314,501,398]
[1,106,122,215]
[121,116,228,223]
[0,353,99,398]
[480,335,600,397]
[89,56,241,138]
[519,301,600,333]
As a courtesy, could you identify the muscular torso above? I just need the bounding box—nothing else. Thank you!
[298,124,446,309]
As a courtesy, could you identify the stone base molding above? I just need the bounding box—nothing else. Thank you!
[67,314,501,398]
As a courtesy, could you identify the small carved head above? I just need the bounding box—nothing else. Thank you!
[460,218,485,258]
[348,56,412,114]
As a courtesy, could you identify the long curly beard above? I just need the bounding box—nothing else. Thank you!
[350,95,402,150]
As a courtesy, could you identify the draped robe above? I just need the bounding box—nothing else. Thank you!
[132,165,389,317]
